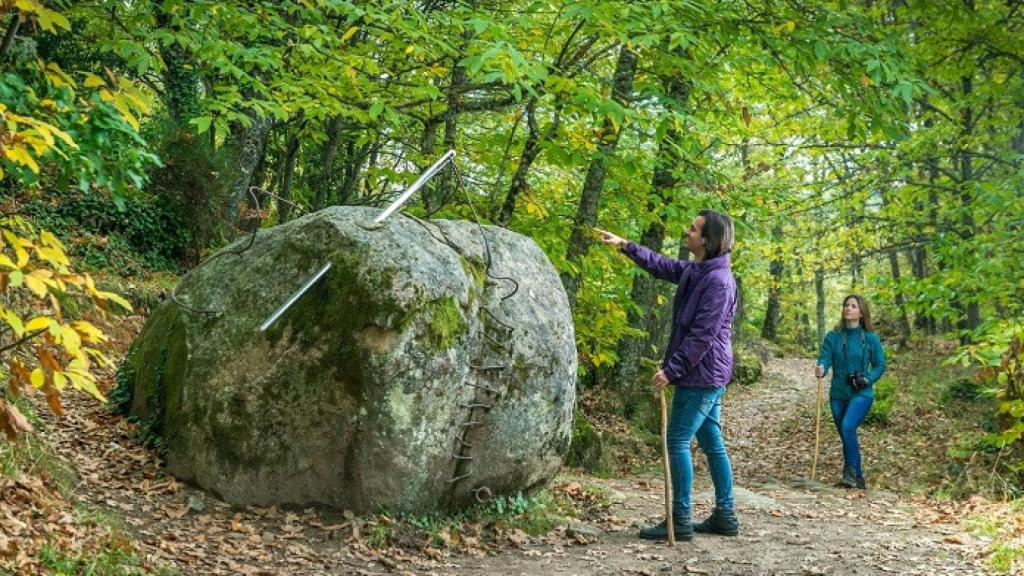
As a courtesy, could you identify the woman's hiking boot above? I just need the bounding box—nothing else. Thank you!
[638,515,694,541]
[693,508,739,536]
[840,466,857,489]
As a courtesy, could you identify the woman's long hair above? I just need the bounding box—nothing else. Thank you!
[833,294,874,331]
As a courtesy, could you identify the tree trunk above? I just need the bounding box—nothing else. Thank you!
[154,5,201,123]
[1,14,20,64]
[226,115,273,229]
[614,71,690,414]
[425,32,470,214]
[278,130,301,223]
[338,135,373,205]
[560,46,638,308]
[955,73,980,339]
[761,224,784,340]
[889,250,912,341]
[312,116,345,210]
[815,268,826,344]
[496,98,560,226]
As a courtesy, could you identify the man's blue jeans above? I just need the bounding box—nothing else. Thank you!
[829,396,873,478]
[666,386,734,516]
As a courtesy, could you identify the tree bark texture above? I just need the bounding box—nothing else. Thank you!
[226,115,273,229]
[761,224,784,341]
[613,72,690,413]
[560,46,637,308]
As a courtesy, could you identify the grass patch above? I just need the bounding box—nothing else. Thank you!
[38,521,177,576]
[0,401,77,493]
[855,345,999,496]
[964,499,1024,574]
[361,479,611,551]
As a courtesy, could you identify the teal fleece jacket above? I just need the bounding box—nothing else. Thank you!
[816,326,886,400]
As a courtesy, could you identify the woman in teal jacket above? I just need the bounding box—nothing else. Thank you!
[814,295,886,489]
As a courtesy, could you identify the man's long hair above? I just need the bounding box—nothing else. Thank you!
[698,209,734,259]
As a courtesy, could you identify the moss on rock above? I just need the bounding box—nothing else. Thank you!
[422,296,467,351]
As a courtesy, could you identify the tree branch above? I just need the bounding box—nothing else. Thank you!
[0,329,46,356]
[0,13,20,64]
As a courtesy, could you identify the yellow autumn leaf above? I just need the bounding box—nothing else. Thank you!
[1,309,24,337]
[97,290,133,312]
[65,369,106,402]
[30,367,44,389]
[85,347,110,369]
[71,320,107,343]
[43,61,73,88]
[59,326,82,355]
[0,254,16,269]
[15,245,29,268]
[53,371,67,390]
[83,73,106,88]
[3,145,40,174]
[25,316,52,332]
[67,354,90,372]
[37,245,70,267]
[23,275,48,298]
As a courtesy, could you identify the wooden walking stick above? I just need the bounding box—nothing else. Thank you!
[660,387,675,546]
[810,375,823,481]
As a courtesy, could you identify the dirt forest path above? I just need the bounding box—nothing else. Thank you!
[43,357,992,575]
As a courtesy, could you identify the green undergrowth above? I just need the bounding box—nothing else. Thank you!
[38,507,178,576]
[865,346,997,497]
[0,401,77,492]
[358,478,612,550]
[964,499,1024,574]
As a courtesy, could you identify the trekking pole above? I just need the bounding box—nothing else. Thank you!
[660,387,675,546]
[810,375,823,481]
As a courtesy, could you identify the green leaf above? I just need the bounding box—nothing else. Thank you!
[190,116,213,134]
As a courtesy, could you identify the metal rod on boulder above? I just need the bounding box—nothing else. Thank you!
[373,149,456,224]
[258,262,332,332]
[257,150,457,332]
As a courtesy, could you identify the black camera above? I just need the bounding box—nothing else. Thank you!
[847,372,869,391]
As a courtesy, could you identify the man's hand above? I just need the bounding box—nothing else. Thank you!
[595,228,627,248]
[652,369,670,391]
[815,365,825,378]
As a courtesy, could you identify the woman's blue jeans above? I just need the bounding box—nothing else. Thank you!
[829,396,873,478]
[666,386,734,516]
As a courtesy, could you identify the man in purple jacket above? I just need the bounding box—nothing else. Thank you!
[598,210,739,541]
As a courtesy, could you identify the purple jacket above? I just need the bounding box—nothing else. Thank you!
[623,242,737,388]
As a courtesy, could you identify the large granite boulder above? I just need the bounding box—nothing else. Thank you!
[124,206,576,512]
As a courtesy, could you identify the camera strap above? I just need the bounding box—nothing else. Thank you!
[840,329,868,375]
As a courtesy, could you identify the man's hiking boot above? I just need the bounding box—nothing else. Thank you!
[638,515,694,541]
[840,466,857,489]
[693,508,739,536]
[856,475,866,490]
